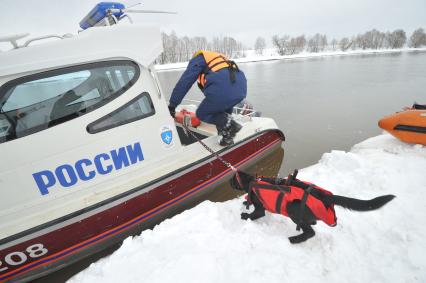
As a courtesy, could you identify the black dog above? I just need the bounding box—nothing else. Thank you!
[230,170,395,244]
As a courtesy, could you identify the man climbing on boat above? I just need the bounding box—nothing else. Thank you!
[168,50,247,146]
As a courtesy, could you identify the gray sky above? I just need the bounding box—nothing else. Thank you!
[1,0,425,47]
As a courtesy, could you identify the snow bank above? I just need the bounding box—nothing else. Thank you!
[154,47,426,71]
[69,133,426,283]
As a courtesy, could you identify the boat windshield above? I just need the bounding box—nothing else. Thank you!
[0,60,139,144]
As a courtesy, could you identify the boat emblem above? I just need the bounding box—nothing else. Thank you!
[160,125,174,147]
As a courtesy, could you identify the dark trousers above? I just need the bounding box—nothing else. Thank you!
[195,69,247,130]
[196,96,242,129]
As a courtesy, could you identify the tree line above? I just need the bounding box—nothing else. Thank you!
[158,28,426,64]
[157,31,245,64]
[266,28,426,56]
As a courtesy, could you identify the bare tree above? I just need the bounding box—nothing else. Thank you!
[355,29,386,49]
[157,27,415,64]
[307,36,318,52]
[191,36,208,52]
[330,38,338,51]
[160,32,243,64]
[235,42,246,58]
[349,36,358,50]
[409,28,426,48]
[355,33,368,49]
[320,34,328,51]
[254,37,266,55]
[296,35,307,52]
[159,32,169,64]
[369,29,386,49]
[287,35,306,54]
[180,36,192,61]
[339,37,352,51]
[223,36,238,58]
[307,34,327,52]
[205,36,245,58]
[272,35,289,55]
[386,29,407,49]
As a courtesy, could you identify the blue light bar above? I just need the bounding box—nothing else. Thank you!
[79,2,126,30]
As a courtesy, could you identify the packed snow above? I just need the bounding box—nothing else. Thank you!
[69,133,426,283]
[154,47,426,71]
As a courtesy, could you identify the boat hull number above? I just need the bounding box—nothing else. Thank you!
[0,243,48,272]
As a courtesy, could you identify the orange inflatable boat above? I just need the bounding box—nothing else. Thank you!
[378,109,426,145]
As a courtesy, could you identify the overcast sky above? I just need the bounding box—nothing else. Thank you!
[1,0,425,47]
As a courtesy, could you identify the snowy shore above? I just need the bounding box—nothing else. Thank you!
[69,133,426,283]
[154,47,426,71]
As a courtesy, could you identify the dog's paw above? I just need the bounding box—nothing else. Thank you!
[241,212,250,220]
[288,235,307,244]
[288,229,315,244]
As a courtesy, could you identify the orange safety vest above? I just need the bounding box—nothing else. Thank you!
[194,50,238,89]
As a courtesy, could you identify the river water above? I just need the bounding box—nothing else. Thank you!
[158,51,426,176]
[37,51,426,282]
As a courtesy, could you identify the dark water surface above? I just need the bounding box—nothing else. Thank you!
[158,51,426,176]
[37,51,426,282]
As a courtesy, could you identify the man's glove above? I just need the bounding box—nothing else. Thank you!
[168,105,176,118]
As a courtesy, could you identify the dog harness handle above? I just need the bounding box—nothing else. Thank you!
[285,169,298,186]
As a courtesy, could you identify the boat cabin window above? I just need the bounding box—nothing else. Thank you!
[87,92,155,134]
[0,60,139,143]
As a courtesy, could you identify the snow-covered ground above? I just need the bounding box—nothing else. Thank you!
[69,133,426,283]
[154,47,426,71]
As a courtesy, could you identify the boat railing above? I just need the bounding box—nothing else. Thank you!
[23,34,73,47]
[0,33,73,50]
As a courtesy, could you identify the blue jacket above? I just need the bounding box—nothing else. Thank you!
[169,54,247,107]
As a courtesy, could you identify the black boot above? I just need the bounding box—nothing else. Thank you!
[219,130,234,146]
[228,119,242,138]
[217,116,242,146]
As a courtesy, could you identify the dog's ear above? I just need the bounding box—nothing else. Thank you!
[236,171,254,181]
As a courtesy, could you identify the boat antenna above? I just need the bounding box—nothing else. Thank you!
[126,2,142,9]
[122,1,176,14]
[123,9,177,14]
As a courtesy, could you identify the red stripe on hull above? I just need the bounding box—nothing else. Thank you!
[0,130,283,282]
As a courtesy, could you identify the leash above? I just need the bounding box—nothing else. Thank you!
[181,120,243,186]
[181,122,238,172]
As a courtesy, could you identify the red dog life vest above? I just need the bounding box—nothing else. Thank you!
[249,179,337,226]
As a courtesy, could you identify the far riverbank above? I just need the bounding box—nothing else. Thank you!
[155,47,426,71]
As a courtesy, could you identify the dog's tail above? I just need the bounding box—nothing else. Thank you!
[324,194,395,211]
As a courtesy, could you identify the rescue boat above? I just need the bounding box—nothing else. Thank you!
[0,3,284,282]
[378,109,426,145]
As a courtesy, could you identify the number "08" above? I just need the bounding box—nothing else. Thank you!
[0,244,48,272]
